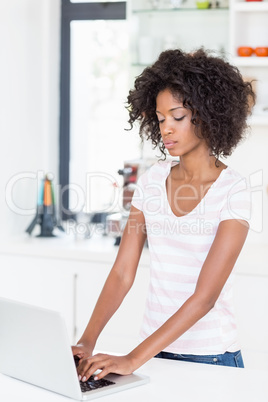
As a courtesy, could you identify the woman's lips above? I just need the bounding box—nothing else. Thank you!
[164,141,177,149]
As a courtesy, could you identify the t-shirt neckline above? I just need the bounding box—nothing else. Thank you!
[164,160,229,219]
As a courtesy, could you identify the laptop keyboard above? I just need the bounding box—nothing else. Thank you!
[74,355,115,393]
[80,376,115,393]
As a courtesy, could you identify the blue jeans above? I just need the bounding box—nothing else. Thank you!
[154,350,244,368]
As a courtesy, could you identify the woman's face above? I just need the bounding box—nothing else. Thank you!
[156,88,207,158]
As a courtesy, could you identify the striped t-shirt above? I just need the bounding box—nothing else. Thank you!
[131,160,251,355]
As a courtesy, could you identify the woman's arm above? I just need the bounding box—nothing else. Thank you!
[72,205,147,360]
[77,218,249,381]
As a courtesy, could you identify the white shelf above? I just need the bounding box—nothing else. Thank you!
[232,57,268,67]
[233,2,268,12]
[132,7,229,13]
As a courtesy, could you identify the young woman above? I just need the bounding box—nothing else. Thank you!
[72,48,255,381]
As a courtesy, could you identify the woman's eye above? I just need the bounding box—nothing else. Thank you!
[157,115,186,124]
[174,115,186,121]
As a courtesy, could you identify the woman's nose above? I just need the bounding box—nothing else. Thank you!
[162,121,173,136]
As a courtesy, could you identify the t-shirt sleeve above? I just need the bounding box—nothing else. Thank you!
[219,176,251,226]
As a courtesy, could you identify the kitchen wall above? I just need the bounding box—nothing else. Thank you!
[224,125,268,244]
[0,0,267,245]
[0,0,60,239]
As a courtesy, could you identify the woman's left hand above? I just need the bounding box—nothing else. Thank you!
[76,353,135,382]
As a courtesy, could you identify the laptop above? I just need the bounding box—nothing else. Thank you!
[0,297,149,400]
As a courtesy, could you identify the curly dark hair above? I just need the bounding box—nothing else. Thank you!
[126,48,256,160]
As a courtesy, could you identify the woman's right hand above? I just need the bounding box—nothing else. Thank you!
[72,342,93,363]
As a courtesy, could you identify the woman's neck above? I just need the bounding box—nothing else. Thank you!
[174,152,226,183]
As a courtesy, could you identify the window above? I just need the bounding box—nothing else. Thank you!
[60,1,140,218]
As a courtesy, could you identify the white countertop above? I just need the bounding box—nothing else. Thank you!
[0,233,267,276]
[1,357,268,402]
[0,233,146,264]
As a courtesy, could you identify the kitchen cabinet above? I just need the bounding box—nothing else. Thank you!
[230,0,268,63]
[129,0,268,127]
[0,238,268,370]
[234,273,268,370]
[229,0,268,126]
[75,260,150,353]
[0,253,75,339]
[130,3,229,70]
[0,236,150,351]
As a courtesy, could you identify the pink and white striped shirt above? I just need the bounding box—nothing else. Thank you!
[131,160,251,355]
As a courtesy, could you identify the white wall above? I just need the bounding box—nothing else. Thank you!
[0,0,60,239]
[225,125,268,245]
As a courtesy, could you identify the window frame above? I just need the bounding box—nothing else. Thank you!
[59,0,126,219]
